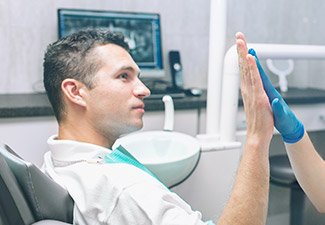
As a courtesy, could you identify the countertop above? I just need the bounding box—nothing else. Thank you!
[1,88,325,118]
[0,91,207,118]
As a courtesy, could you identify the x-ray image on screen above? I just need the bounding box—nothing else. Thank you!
[58,9,164,77]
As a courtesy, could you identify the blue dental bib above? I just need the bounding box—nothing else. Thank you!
[104,145,161,183]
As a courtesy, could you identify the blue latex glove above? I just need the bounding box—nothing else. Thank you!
[248,48,304,143]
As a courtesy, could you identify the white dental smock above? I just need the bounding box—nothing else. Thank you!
[43,135,213,225]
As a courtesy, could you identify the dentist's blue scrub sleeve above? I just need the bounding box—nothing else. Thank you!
[248,49,305,144]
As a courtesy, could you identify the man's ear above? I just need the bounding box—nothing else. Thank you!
[61,79,88,107]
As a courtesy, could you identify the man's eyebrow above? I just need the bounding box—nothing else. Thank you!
[118,66,141,76]
[119,66,136,72]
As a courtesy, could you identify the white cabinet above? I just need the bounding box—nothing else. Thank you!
[0,117,57,166]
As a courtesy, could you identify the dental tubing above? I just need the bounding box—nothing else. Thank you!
[248,48,304,143]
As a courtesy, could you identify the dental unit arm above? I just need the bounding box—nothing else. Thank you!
[217,43,325,145]
[200,41,325,150]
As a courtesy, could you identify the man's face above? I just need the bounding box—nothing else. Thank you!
[85,44,150,140]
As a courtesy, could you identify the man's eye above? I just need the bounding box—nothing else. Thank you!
[119,73,128,79]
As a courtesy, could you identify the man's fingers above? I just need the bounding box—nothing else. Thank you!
[236,38,250,84]
[247,54,264,92]
[235,32,247,45]
[236,33,248,56]
[235,32,248,59]
[236,40,247,59]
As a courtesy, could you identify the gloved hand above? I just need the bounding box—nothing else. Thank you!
[248,48,305,143]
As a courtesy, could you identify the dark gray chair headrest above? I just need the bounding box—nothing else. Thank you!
[0,144,74,224]
[0,156,30,225]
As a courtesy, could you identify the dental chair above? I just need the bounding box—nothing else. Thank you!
[0,144,74,225]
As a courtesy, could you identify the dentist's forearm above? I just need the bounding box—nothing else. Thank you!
[285,131,325,212]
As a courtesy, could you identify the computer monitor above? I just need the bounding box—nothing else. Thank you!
[58,9,165,78]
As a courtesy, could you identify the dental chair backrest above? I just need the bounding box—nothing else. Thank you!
[0,144,74,225]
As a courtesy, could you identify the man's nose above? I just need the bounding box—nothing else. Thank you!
[133,80,151,98]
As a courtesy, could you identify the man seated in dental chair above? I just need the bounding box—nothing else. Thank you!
[42,28,273,225]
[237,32,325,214]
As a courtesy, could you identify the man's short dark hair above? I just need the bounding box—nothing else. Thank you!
[43,29,129,122]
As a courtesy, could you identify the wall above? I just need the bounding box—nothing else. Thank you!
[227,0,325,90]
[1,0,325,95]
[0,0,210,93]
[0,117,57,166]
